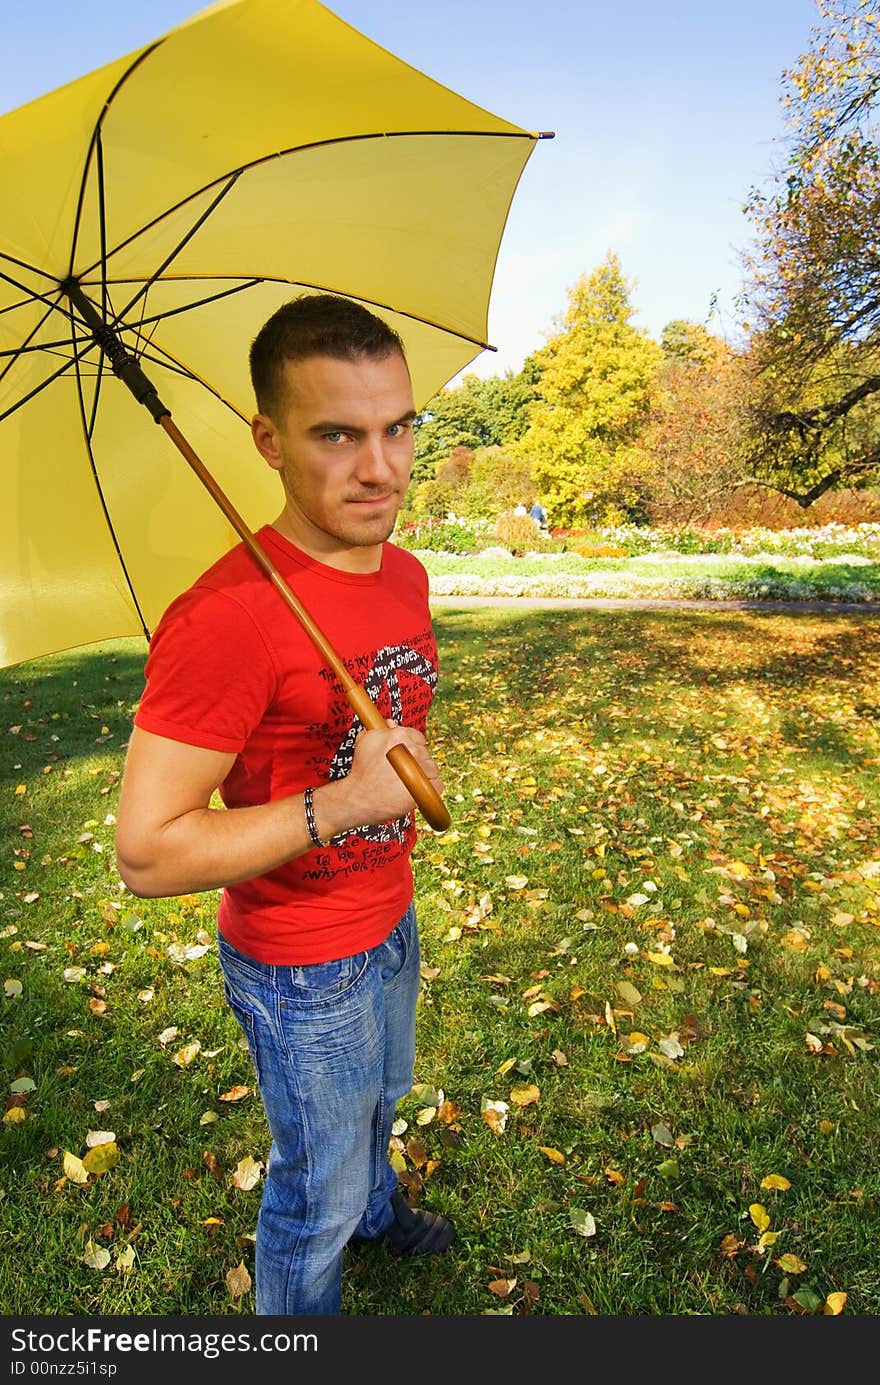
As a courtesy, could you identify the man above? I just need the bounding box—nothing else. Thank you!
[115,293,455,1316]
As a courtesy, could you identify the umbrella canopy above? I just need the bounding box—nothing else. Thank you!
[0,0,547,671]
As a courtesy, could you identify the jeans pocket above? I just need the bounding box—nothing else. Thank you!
[283,950,369,1005]
[221,976,264,1086]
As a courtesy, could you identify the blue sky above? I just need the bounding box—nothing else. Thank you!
[2,0,820,380]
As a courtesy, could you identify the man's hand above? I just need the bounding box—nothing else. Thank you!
[312,719,443,839]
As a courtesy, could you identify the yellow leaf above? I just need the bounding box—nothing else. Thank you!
[230,1155,264,1191]
[757,1230,781,1249]
[781,930,809,951]
[14,784,27,795]
[509,1083,540,1107]
[3,1106,26,1124]
[604,1000,617,1035]
[604,1167,625,1186]
[624,1031,650,1054]
[389,1149,407,1173]
[646,952,675,968]
[226,1261,252,1301]
[823,1292,847,1315]
[727,861,752,879]
[172,1041,201,1068]
[749,1203,770,1232]
[115,1245,135,1274]
[775,1253,807,1274]
[62,1151,89,1184]
[82,1140,120,1173]
[818,1119,835,1134]
[760,1174,792,1191]
[219,1085,250,1102]
[538,1146,565,1164]
[527,1000,555,1017]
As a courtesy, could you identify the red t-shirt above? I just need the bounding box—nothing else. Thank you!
[133,526,438,964]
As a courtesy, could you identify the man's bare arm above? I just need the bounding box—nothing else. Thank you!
[115,722,442,898]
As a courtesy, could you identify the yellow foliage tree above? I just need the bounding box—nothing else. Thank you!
[521,253,662,526]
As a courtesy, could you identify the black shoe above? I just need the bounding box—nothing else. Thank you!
[383,1190,456,1256]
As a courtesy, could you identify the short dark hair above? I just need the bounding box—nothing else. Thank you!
[249,293,406,418]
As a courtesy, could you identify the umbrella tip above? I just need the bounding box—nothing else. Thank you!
[537,131,556,139]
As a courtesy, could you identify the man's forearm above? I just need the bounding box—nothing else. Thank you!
[116,779,367,898]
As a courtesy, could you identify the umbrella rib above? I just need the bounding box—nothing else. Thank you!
[74,128,537,283]
[68,302,152,644]
[86,272,496,353]
[0,342,95,424]
[113,174,243,328]
[125,330,251,422]
[67,43,162,281]
[0,299,59,385]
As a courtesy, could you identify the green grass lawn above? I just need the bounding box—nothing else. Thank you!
[2,608,879,1316]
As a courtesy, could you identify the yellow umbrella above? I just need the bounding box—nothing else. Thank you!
[0,0,549,827]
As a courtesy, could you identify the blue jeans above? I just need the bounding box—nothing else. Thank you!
[217,902,420,1315]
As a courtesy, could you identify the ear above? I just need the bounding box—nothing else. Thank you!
[251,413,284,472]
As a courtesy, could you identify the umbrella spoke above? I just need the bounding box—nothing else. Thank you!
[113,173,243,327]
[70,332,152,643]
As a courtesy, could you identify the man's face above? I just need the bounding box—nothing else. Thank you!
[254,350,416,569]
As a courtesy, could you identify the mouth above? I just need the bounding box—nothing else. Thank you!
[348,491,396,507]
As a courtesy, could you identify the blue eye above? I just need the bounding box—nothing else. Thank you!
[324,431,344,443]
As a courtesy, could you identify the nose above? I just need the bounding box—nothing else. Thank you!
[355,435,395,485]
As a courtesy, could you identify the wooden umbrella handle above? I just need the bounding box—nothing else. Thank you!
[160,417,452,833]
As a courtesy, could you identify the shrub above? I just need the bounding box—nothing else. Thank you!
[493,511,543,556]
[570,542,629,558]
[393,516,484,553]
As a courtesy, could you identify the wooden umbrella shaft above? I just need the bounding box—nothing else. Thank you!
[160,416,452,832]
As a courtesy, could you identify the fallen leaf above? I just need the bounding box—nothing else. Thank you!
[172,1042,201,1068]
[569,1207,597,1238]
[219,1085,250,1102]
[487,1278,517,1298]
[83,1141,120,1173]
[226,1261,252,1300]
[749,1203,771,1233]
[760,1174,792,1191]
[509,1083,540,1107]
[62,1152,89,1184]
[115,1245,135,1273]
[651,1122,675,1147]
[481,1098,509,1135]
[538,1146,566,1164]
[776,1253,807,1275]
[230,1156,264,1191]
[823,1292,847,1315]
[85,1130,116,1148]
[83,1240,111,1271]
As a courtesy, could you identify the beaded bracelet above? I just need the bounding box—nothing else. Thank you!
[303,786,326,849]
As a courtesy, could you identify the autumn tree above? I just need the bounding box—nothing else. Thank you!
[741,0,880,505]
[410,361,539,490]
[645,325,753,522]
[520,253,662,526]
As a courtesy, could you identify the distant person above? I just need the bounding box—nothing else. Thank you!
[513,502,528,516]
[529,501,547,530]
